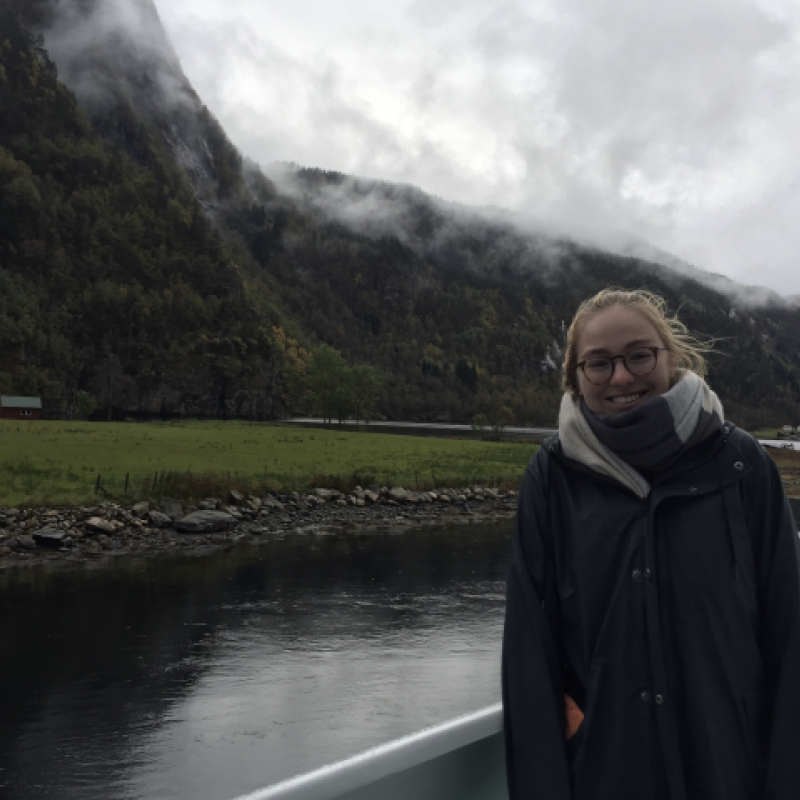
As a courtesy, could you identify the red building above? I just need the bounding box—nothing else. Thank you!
[0,396,42,421]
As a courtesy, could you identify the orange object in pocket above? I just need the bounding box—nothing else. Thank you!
[565,693,584,740]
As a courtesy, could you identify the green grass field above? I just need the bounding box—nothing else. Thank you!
[749,428,786,439]
[0,421,537,507]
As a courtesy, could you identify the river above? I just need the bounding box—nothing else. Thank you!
[0,521,512,800]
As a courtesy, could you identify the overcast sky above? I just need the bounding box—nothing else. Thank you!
[155,0,800,297]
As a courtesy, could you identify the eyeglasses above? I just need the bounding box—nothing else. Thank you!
[577,347,669,385]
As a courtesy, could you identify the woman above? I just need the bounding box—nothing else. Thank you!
[502,288,800,800]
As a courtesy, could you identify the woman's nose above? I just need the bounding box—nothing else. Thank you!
[609,359,636,385]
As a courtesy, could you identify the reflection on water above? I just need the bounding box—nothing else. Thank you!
[0,522,512,800]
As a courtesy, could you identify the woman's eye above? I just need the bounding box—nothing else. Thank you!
[586,360,609,370]
[627,352,652,364]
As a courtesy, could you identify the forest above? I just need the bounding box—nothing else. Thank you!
[1,0,799,429]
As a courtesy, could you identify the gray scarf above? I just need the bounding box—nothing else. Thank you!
[559,371,724,498]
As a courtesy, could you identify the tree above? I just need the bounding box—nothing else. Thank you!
[489,405,515,441]
[307,344,349,425]
[471,412,489,440]
[350,364,383,425]
[87,354,136,420]
[74,390,96,421]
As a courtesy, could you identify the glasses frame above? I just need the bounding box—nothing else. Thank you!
[577,346,669,386]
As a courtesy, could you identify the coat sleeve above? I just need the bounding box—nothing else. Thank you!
[742,439,800,799]
[502,448,573,799]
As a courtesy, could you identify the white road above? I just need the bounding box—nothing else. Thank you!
[284,418,557,438]
[760,439,800,451]
[285,419,800,451]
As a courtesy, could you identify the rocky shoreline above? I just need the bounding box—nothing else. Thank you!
[0,485,518,571]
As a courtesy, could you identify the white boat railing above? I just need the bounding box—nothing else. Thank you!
[229,703,507,800]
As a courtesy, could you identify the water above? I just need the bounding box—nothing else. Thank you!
[0,521,512,800]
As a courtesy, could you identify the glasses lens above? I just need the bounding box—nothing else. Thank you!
[626,348,656,375]
[583,358,613,384]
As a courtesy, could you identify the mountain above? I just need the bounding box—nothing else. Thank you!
[1,0,799,428]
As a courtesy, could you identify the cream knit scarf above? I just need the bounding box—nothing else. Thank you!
[558,371,724,498]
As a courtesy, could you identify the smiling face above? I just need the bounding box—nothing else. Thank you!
[576,304,673,415]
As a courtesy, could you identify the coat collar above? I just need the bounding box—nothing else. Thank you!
[548,423,752,500]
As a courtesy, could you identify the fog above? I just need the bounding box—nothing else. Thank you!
[152,0,800,297]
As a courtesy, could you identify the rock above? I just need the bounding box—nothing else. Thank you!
[314,488,335,501]
[33,529,74,549]
[335,498,347,507]
[132,501,150,517]
[85,517,116,535]
[347,496,357,506]
[262,495,285,511]
[174,510,235,533]
[18,535,36,551]
[246,496,262,510]
[439,494,451,503]
[228,490,244,505]
[364,490,379,504]
[388,487,408,501]
[355,498,365,507]
[159,502,184,520]
[472,486,484,496]
[198,500,217,511]
[147,510,173,528]
[0,546,10,556]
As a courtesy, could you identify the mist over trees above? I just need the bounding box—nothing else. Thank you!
[1,0,799,429]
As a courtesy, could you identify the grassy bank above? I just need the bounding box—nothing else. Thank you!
[0,421,537,507]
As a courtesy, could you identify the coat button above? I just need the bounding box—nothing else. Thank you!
[734,461,744,471]
[644,568,652,581]
[632,569,642,581]
[640,690,650,703]
[688,486,697,493]
[655,694,664,705]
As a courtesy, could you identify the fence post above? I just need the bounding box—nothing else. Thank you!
[95,474,101,495]
[124,473,129,493]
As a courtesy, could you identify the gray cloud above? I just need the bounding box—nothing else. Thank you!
[149,0,800,296]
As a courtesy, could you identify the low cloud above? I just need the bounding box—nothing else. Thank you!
[155,0,800,296]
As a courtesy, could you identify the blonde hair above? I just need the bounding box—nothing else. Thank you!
[562,288,710,395]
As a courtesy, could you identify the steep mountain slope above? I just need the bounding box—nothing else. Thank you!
[240,165,800,426]
[0,1,291,418]
[2,0,799,428]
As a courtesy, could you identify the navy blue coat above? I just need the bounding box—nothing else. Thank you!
[502,424,800,799]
